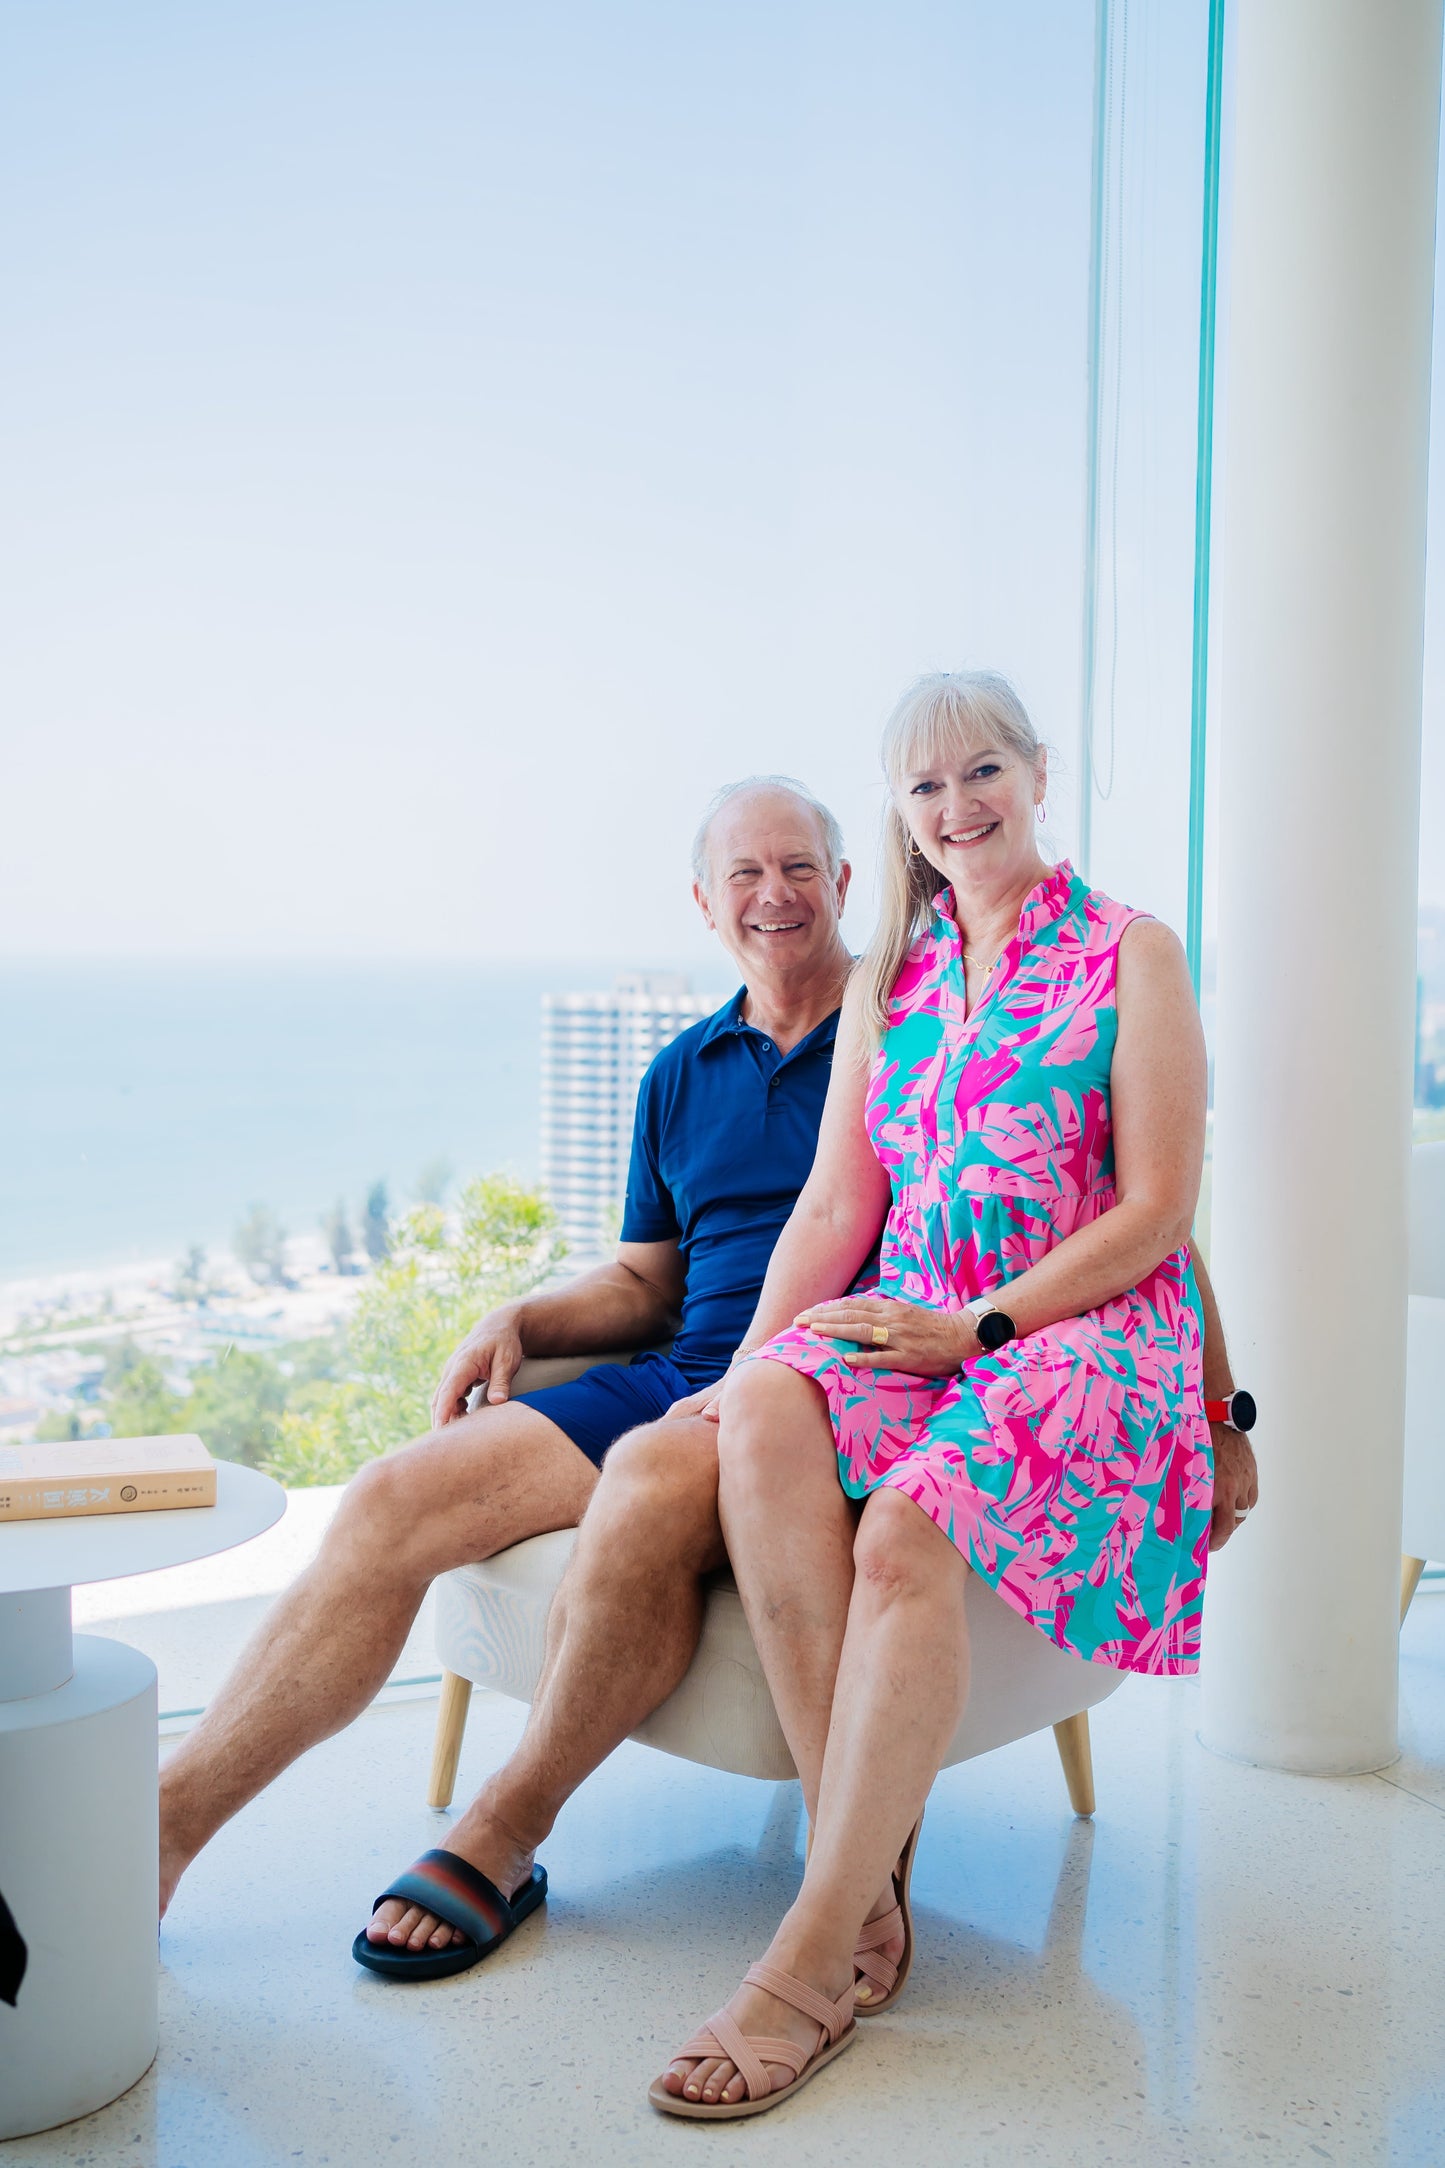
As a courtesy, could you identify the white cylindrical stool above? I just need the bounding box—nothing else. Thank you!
[0,1462,284,2139]
[1,1628,159,2133]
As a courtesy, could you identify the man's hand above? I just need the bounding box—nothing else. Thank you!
[666,1382,726,1424]
[1209,1422,1259,1551]
[430,1311,526,1429]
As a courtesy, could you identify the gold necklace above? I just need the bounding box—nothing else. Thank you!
[962,946,1003,975]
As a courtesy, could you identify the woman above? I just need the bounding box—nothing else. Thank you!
[651,671,1213,2120]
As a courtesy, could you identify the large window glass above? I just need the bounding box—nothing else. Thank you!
[1418,132,1445,1140]
[1074,1,1215,938]
[0,3,1239,1688]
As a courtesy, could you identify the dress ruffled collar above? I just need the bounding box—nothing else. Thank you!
[929,858,1076,948]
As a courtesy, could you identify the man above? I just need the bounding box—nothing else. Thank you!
[158,774,856,1919]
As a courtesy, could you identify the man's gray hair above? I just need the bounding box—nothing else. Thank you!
[691,775,846,892]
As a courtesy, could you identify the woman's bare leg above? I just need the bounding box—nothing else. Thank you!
[800,1485,969,1960]
[661,1368,971,2106]
[714,1363,907,1968]
[715,1362,857,1827]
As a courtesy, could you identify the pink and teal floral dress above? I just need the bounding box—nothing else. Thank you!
[751,860,1212,1676]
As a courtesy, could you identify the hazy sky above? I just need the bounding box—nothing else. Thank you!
[4,2,1443,968]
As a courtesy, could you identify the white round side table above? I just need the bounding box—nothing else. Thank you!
[0,1461,285,2139]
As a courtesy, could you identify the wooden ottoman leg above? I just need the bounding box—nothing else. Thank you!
[1053,1711,1095,1818]
[1401,1554,1428,1626]
[427,1671,473,1810]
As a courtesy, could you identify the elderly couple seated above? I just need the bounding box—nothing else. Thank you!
[160,670,1258,2122]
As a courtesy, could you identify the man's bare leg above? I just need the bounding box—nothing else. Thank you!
[159,1402,597,1916]
[368,1413,726,1952]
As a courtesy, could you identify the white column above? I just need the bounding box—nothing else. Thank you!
[1202,0,1442,1772]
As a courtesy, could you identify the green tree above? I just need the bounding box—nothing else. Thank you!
[84,1330,343,1464]
[360,1180,390,1264]
[35,1409,86,1442]
[233,1204,288,1286]
[264,1174,561,1486]
[321,1201,354,1275]
[102,1340,184,1439]
[179,1349,292,1467]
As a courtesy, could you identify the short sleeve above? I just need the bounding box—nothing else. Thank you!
[620,1061,680,1243]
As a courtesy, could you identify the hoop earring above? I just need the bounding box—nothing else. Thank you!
[907,837,923,858]
[1036,803,1047,825]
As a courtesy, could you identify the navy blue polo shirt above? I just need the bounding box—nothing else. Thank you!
[620,989,840,1388]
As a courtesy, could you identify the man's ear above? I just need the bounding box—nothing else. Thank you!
[834,860,853,918]
[692,878,717,932]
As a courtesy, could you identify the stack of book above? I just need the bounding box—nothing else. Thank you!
[0,1436,217,1524]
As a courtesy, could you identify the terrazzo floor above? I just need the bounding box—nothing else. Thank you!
[8,1594,1445,2168]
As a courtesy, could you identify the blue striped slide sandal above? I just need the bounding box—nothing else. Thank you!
[352,1846,548,1981]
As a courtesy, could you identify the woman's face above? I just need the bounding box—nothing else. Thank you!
[896,737,1046,887]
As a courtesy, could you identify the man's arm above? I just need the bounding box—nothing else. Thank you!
[1189,1237,1260,1551]
[430,1239,686,1428]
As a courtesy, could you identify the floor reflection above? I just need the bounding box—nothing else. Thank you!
[10,1602,1445,2167]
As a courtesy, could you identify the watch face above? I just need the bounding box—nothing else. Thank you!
[977,1309,1016,1352]
[1230,1389,1257,1433]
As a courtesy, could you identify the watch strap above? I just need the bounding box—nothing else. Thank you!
[959,1302,995,1370]
[965,1300,1017,1355]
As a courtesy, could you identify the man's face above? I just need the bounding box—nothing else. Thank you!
[693,791,850,980]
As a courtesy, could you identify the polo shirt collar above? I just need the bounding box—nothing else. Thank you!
[698,987,840,1059]
[697,988,751,1049]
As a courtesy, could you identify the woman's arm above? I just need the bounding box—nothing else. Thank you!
[665,978,892,1419]
[803,918,1207,1371]
[735,973,892,1357]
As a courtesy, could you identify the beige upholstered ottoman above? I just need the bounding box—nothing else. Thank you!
[432,1529,1125,1794]
[426,1357,1127,1813]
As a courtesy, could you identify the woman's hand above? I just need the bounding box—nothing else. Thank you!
[794,1295,974,1378]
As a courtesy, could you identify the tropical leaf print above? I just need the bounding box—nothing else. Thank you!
[746,861,1211,1679]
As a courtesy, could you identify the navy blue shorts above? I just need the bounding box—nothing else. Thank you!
[511,1349,715,1469]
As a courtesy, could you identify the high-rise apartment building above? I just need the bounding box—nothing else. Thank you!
[540,975,718,1257]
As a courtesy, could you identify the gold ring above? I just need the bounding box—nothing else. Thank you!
[871,1324,889,1348]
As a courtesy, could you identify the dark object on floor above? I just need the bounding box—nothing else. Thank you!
[0,1889,27,2007]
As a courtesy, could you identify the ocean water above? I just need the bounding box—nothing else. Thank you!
[0,962,724,1282]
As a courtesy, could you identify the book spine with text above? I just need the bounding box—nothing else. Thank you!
[0,1468,217,1523]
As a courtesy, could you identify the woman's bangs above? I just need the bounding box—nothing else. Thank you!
[885,686,995,784]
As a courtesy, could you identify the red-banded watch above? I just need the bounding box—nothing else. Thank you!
[1205,1389,1257,1433]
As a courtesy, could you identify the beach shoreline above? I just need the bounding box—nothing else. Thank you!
[0,1232,362,1442]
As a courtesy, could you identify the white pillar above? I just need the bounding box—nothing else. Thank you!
[1203,0,1442,1772]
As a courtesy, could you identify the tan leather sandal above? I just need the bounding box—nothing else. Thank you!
[853,1811,923,2015]
[648,1960,858,2121]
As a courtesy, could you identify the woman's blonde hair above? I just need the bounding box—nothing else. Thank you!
[858,671,1046,1044]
